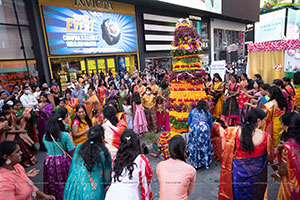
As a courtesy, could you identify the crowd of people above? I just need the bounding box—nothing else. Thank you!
[0,66,299,200]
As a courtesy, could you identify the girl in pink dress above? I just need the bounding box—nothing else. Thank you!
[156,96,166,131]
[132,92,148,134]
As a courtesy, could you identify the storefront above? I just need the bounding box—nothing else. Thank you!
[211,19,246,63]
[38,0,139,90]
[135,7,211,70]
[0,0,38,91]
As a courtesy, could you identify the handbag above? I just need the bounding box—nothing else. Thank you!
[50,134,72,159]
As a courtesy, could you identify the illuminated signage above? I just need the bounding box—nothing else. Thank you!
[42,5,137,55]
[156,0,222,14]
[74,0,113,10]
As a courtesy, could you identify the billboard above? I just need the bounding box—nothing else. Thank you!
[287,9,300,40]
[42,5,137,55]
[156,0,222,14]
[255,9,286,43]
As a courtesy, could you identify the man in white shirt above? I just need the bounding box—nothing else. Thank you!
[20,89,38,108]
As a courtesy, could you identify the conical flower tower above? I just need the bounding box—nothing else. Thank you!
[169,18,207,137]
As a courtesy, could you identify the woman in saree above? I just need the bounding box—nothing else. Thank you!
[263,86,287,148]
[37,94,53,151]
[4,103,36,167]
[71,104,92,146]
[65,92,79,124]
[83,86,101,120]
[119,83,129,112]
[241,80,263,124]
[222,74,240,126]
[101,106,122,158]
[219,108,273,200]
[64,125,112,200]
[134,80,146,96]
[158,79,171,131]
[97,79,107,105]
[211,73,225,119]
[105,83,118,105]
[272,112,300,199]
[143,87,158,133]
[107,100,128,129]
[150,79,159,96]
[293,72,300,110]
[283,77,296,111]
[273,79,291,112]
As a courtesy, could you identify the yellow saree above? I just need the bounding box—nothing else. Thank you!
[212,82,225,119]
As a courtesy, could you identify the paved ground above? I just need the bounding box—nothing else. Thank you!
[27,150,280,200]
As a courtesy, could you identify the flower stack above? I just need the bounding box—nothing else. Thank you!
[273,64,283,79]
[169,18,207,137]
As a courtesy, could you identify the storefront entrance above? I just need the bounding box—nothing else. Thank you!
[50,55,137,91]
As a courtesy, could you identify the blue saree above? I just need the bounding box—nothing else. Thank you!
[232,153,267,200]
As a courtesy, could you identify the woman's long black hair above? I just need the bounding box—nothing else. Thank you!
[283,77,296,95]
[197,99,208,115]
[73,104,92,127]
[268,86,287,110]
[113,129,140,182]
[0,141,17,166]
[293,72,300,85]
[213,73,222,84]
[241,108,266,154]
[57,107,68,132]
[78,125,110,172]
[132,91,141,105]
[169,135,187,162]
[103,106,118,126]
[45,113,62,141]
[281,112,300,145]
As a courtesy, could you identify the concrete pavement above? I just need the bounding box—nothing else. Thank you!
[27,151,280,200]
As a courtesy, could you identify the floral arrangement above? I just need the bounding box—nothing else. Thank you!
[273,64,283,70]
[169,18,206,136]
[248,39,300,52]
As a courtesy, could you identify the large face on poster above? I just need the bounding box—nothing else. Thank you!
[156,0,221,14]
[255,9,286,43]
[42,6,137,55]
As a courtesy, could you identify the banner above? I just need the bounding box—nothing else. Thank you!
[42,5,137,55]
[211,60,226,80]
[285,49,300,72]
[156,0,222,14]
[255,9,286,43]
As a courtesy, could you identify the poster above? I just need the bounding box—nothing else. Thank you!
[255,9,286,43]
[157,0,222,14]
[211,60,226,80]
[284,49,300,72]
[287,9,300,40]
[42,5,137,55]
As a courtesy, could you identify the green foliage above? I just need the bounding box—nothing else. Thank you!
[144,131,160,144]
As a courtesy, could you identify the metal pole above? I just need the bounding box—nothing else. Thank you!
[12,0,31,83]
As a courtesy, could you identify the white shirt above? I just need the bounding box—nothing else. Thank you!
[33,91,41,99]
[20,94,38,108]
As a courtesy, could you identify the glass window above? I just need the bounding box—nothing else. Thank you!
[15,0,28,25]
[0,25,24,59]
[214,29,244,62]
[21,27,35,59]
[0,0,17,24]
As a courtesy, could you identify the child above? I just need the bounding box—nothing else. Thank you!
[92,108,101,126]
[55,98,66,113]
[156,96,166,131]
[122,97,133,129]
[132,91,148,134]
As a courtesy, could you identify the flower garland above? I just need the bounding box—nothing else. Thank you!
[273,64,283,70]
[169,70,206,81]
[170,117,188,130]
[170,87,205,91]
[173,54,199,60]
[248,39,300,52]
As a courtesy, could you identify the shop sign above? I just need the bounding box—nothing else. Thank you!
[74,0,113,10]
[42,5,137,55]
[255,9,286,43]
